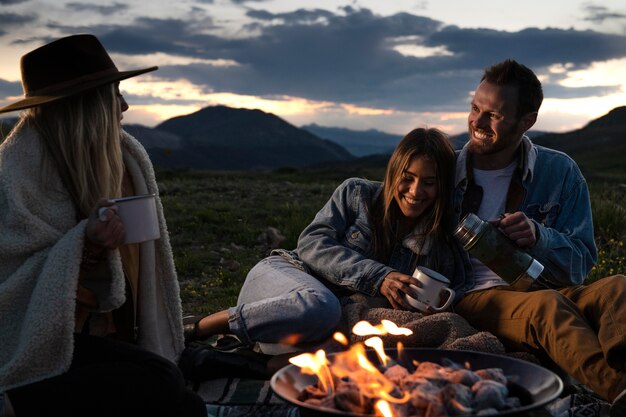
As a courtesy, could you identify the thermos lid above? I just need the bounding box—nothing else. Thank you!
[453,213,486,248]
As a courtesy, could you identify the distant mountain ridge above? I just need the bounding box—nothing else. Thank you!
[2,105,625,179]
[531,106,626,180]
[302,124,402,157]
[128,105,354,170]
[319,106,626,181]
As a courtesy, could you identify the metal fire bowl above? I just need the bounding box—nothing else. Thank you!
[270,348,563,417]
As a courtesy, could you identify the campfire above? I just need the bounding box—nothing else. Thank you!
[287,320,522,417]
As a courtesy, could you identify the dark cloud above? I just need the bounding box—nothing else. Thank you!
[582,5,626,23]
[231,0,271,4]
[66,2,129,16]
[543,84,622,99]
[245,8,335,23]
[49,7,626,113]
[0,12,37,28]
[0,0,29,4]
[428,26,626,71]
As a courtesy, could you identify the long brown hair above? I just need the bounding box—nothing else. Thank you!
[18,83,124,218]
[370,127,455,261]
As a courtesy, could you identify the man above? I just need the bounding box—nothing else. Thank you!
[451,59,626,416]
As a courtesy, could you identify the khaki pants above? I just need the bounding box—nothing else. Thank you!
[455,275,626,401]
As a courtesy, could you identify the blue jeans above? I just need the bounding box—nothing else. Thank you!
[228,255,342,347]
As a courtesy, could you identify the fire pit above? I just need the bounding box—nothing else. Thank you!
[271,348,563,417]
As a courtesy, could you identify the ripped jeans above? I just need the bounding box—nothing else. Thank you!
[227,255,342,349]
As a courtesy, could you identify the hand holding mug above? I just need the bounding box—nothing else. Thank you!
[405,267,455,313]
[85,199,125,250]
[380,271,418,310]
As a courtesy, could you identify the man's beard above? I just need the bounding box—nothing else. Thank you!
[467,123,521,155]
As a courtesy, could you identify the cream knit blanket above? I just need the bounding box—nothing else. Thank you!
[0,126,185,391]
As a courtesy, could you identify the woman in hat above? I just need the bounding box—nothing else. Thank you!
[0,35,206,416]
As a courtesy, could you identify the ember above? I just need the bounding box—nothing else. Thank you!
[289,321,522,417]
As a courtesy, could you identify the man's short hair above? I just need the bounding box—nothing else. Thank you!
[481,59,543,118]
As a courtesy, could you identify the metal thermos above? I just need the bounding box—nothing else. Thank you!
[454,212,544,291]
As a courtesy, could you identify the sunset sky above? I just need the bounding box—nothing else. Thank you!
[1,0,626,135]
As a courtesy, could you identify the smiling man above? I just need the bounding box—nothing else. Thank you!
[449,59,626,416]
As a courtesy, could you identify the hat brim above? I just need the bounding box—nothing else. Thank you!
[0,66,158,114]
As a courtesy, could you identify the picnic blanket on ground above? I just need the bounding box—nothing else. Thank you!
[190,294,610,417]
[193,378,609,417]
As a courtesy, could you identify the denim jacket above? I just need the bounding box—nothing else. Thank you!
[275,178,460,297]
[451,136,598,296]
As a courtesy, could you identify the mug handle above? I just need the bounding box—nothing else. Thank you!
[431,288,456,311]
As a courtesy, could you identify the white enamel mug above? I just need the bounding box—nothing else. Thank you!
[405,266,455,313]
[111,194,160,244]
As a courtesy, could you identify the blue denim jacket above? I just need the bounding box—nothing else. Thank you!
[273,178,432,296]
[452,136,598,296]
[275,178,469,298]
[289,178,414,296]
[273,178,470,302]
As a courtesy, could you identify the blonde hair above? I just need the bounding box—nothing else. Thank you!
[19,83,124,217]
[370,127,455,261]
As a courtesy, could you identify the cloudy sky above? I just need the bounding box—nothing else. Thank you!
[1,0,626,135]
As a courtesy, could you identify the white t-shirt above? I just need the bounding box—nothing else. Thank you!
[469,162,517,292]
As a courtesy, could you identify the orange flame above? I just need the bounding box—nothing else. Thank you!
[352,320,413,337]
[333,332,349,345]
[289,349,334,394]
[364,337,389,366]
[375,400,393,417]
[290,320,415,417]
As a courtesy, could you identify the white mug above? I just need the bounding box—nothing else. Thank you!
[405,266,455,313]
[111,194,160,244]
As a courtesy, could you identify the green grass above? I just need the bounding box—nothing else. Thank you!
[158,168,626,315]
[158,168,353,315]
[588,182,626,282]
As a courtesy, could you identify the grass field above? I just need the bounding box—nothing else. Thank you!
[157,168,626,316]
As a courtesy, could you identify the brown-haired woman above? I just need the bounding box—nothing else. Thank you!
[181,127,466,379]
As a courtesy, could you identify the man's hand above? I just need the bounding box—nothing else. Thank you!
[497,211,537,248]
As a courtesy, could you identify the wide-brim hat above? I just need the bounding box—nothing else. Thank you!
[0,34,158,114]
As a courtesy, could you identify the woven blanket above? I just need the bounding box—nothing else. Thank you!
[193,378,610,417]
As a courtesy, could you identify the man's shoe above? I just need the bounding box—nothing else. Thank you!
[610,387,626,417]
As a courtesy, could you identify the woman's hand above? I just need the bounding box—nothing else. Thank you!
[84,199,125,252]
[379,271,419,310]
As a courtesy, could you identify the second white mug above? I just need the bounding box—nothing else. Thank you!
[405,266,455,313]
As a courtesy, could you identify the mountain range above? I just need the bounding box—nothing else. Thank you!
[1,105,625,179]
[126,106,353,170]
[301,124,402,157]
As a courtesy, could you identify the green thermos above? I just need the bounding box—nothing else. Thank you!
[454,212,544,291]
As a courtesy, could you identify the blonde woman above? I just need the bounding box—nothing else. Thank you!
[0,35,206,416]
